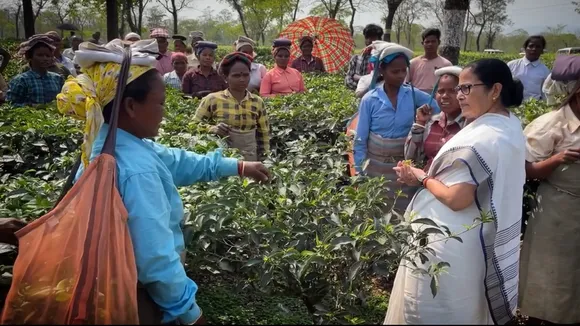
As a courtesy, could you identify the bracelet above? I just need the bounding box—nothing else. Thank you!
[422,176,432,188]
[238,161,244,176]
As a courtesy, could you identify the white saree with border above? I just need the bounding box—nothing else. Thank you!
[384,113,526,325]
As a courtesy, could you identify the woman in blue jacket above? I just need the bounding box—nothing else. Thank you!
[353,41,439,213]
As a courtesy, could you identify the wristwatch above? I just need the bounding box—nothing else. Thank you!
[417,174,429,185]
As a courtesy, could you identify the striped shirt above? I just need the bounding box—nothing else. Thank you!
[291,56,325,73]
[194,89,270,158]
[7,70,64,107]
[182,68,227,97]
[163,71,183,90]
[404,112,466,171]
[344,53,371,90]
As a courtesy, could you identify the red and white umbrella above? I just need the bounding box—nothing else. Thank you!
[279,16,355,73]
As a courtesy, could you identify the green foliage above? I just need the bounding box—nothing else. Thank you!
[0,57,553,325]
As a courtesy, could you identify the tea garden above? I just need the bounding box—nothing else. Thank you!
[0,41,554,324]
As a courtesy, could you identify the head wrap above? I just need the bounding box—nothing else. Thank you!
[18,34,55,56]
[195,41,217,58]
[299,35,314,48]
[171,52,188,63]
[367,41,414,89]
[189,31,204,40]
[150,28,169,39]
[234,36,257,57]
[218,52,253,76]
[272,38,292,56]
[124,32,141,41]
[172,35,187,47]
[46,31,62,42]
[57,39,158,167]
[543,73,579,106]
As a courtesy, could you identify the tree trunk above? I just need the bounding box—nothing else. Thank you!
[475,23,484,51]
[383,0,403,42]
[171,0,178,34]
[125,0,138,33]
[106,0,118,41]
[348,0,356,36]
[292,0,300,21]
[15,4,22,39]
[231,0,250,37]
[463,10,470,51]
[396,28,401,43]
[22,0,34,39]
[439,0,470,65]
[329,0,342,19]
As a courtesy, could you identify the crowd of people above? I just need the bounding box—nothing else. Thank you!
[0,22,579,325]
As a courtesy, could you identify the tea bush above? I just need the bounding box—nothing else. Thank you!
[0,64,554,324]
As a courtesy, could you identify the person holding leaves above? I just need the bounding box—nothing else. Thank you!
[195,52,270,161]
[388,58,525,324]
[57,39,270,325]
[518,56,580,325]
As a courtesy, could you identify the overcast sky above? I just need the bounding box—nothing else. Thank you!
[179,0,580,35]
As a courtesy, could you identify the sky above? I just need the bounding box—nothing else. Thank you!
[180,0,580,35]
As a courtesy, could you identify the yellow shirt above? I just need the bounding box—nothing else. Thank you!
[194,89,271,158]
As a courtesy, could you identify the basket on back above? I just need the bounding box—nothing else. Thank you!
[1,47,139,324]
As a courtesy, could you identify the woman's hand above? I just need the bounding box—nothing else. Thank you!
[209,123,231,137]
[241,161,270,182]
[393,161,424,186]
[415,104,433,126]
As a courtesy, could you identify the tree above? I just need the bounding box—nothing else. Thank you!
[424,0,445,28]
[471,0,514,51]
[157,0,193,34]
[392,0,427,47]
[222,0,250,38]
[440,0,470,64]
[50,0,77,25]
[0,0,22,39]
[106,0,118,41]
[381,0,403,42]
[125,0,150,34]
[145,5,167,29]
[23,0,35,38]
[314,0,347,19]
[573,1,580,14]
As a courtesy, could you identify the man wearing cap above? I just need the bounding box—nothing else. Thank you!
[63,35,82,61]
[150,28,173,75]
[124,32,141,43]
[45,31,77,77]
[187,31,205,69]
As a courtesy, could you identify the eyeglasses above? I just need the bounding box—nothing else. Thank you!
[454,83,486,95]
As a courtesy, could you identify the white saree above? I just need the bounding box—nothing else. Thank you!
[384,113,526,325]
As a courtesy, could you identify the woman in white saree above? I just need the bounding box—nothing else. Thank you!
[385,58,526,325]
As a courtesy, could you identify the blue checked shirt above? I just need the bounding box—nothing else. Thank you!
[7,70,64,107]
[163,70,183,90]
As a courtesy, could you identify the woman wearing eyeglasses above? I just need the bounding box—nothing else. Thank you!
[387,58,526,324]
[404,66,466,171]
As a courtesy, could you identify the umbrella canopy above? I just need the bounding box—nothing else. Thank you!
[279,16,355,74]
[56,23,79,31]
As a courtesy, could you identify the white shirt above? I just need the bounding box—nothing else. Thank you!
[56,54,77,77]
[507,57,550,101]
[249,62,267,92]
[355,73,384,98]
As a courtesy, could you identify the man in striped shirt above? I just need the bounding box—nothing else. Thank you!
[344,24,383,90]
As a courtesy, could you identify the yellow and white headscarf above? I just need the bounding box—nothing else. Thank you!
[57,39,158,167]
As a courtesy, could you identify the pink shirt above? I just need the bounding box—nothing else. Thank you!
[155,51,174,75]
[260,66,306,97]
[407,55,452,93]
